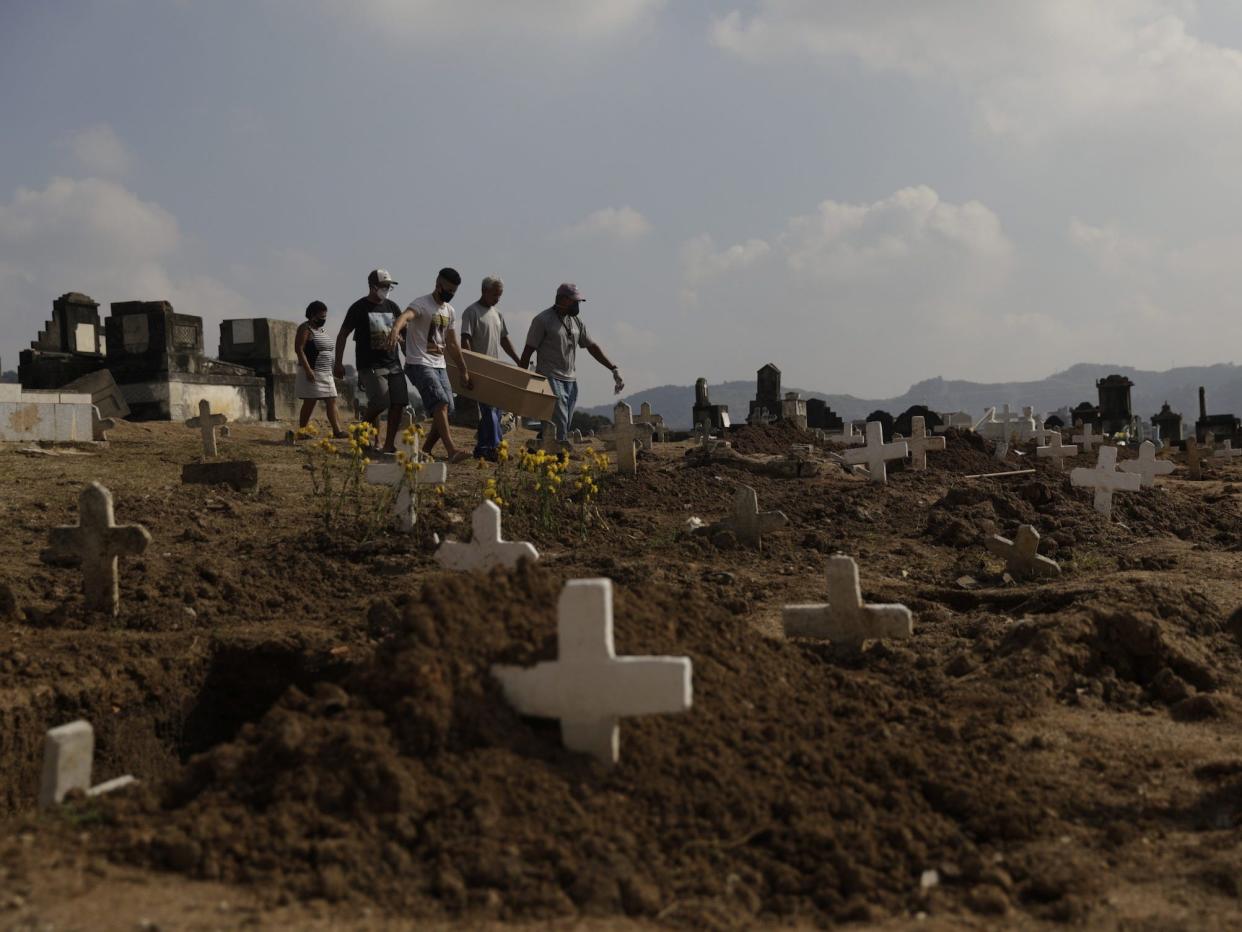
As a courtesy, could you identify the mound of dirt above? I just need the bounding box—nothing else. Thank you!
[724,422,819,455]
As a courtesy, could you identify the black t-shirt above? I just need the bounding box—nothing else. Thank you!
[342,296,402,370]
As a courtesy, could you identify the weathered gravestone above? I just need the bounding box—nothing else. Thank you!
[985,524,1060,580]
[908,416,945,471]
[842,421,909,484]
[45,482,151,615]
[1036,431,1078,469]
[612,402,641,476]
[491,578,692,766]
[1120,440,1174,488]
[1070,445,1141,517]
[782,555,913,647]
[364,433,448,532]
[1212,439,1242,461]
[713,484,788,548]
[39,720,136,809]
[436,500,538,571]
[1072,421,1100,455]
[185,399,228,458]
[1186,436,1202,480]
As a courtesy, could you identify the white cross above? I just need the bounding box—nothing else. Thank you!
[985,525,1060,580]
[1072,421,1100,455]
[612,402,641,475]
[717,484,787,548]
[39,720,136,809]
[1036,431,1078,469]
[491,578,692,765]
[364,433,447,532]
[1070,445,1141,517]
[842,421,908,483]
[436,500,538,571]
[907,416,946,471]
[1120,440,1174,488]
[1212,439,1242,460]
[46,482,151,615]
[783,555,913,647]
[185,399,227,457]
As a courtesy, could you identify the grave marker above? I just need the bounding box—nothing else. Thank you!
[716,484,788,548]
[985,525,1060,580]
[1212,439,1242,461]
[364,432,447,532]
[841,421,909,484]
[491,578,692,765]
[907,416,946,471]
[39,720,136,809]
[436,501,538,571]
[1036,431,1077,469]
[46,482,151,615]
[1070,445,1141,517]
[1072,422,1100,455]
[1186,437,1202,479]
[612,402,641,476]
[185,399,227,458]
[783,555,913,647]
[1120,440,1174,488]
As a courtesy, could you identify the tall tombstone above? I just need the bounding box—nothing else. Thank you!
[748,363,781,423]
[1096,373,1134,434]
[692,377,730,431]
[1152,402,1183,447]
[18,292,107,390]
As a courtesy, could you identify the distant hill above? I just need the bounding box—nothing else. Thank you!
[585,363,1242,429]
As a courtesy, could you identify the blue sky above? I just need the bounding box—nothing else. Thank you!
[5,1,1242,403]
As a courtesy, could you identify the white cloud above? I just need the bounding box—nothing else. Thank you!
[562,206,652,242]
[678,233,771,304]
[67,124,133,177]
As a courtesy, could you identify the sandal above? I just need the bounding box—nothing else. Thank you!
[447,450,473,465]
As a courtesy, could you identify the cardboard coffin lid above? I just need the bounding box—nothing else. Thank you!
[446,350,557,421]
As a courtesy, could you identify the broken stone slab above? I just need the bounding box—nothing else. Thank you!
[181,460,259,492]
[39,720,137,809]
[841,421,908,484]
[90,405,115,441]
[1070,445,1141,518]
[491,578,692,766]
[782,554,913,647]
[712,484,788,548]
[1120,440,1174,488]
[436,500,538,571]
[185,399,228,458]
[45,482,151,615]
[60,368,131,420]
[985,524,1060,580]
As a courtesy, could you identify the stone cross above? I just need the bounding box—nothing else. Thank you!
[1070,445,1141,517]
[1120,440,1174,488]
[612,402,641,476]
[436,500,539,571]
[907,416,946,470]
[46,482,151,615]
[1186,437,1202,480]
[491,578,692,766]
[985,524,1060,580]
[364,434,447,532]
[783,555,913,647]
[1036,431,1078,469]
[185,399,228,458]
[1212,439,1242,461]
[39,720,136,809]
[1072,421,1099,455]
[717,484,788,548]
[842,421,909,484]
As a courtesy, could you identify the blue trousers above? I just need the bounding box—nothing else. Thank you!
[547,377,578,442]
[474,402,502,459]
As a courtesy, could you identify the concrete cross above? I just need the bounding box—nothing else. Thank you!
[1036,431,1078,469]
[491,578,692,765]
[783,554,913,647]
[1072,421,1100,455]
[1070,445,1141,517]
[364,433,447,532]
[842,421,909,484]
[1120,440,1174,488]
[612,402,641,475]
[46,482,151,615]
[985,524,1060,580]
[39,720,136,809]
[1186,437,1203,480]
[907,416,946,471]
[436,500,538,571]
[185,399,228,458]
[1212,439,1242,461]
[718,484,788,548]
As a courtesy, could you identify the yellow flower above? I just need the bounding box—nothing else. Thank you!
[435,485,446,495]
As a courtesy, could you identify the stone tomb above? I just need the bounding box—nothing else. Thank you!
[1036,431,1078,469]
[985,525,1060,580]
[17,292,107,391]
[218,318,301,421]
[491,578,692,765]
[714,484,788,548]
[39,720,137,809]
[1120,440,1174,488]
[45,482,151,615]
[185,399,228,458]
[783,555,913,647]
[692,377,730,431]
[364,434,448,532]
[436,500,538,571]
[907,416,945,470]
[842,421,909,484]
[748,363,782,424]
[1070,445,1141,518]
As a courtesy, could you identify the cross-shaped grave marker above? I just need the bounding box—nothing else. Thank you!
[783,555,913,647]
[364,432,447,532]
[491,578,692,765]
[185,399,228,458]
[46,482,151,615]
[907,416,946,471]
[1120,440,1174,488]
[612,401,641,476]
[715,484,788,548]
[842,421,909,484]
[436,500,538,571]
[1036,431,1078,469]
[39,720,137,809]
[1212,439,1242,461]
[1070,445,1141,518]
[985,524,1060,580]
[1072,421,1100,455]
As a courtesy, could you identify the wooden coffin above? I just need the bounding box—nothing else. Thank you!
[446,350,557,421]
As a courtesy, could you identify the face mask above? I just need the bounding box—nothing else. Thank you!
[375,286,392,300]
[438,289,455,304]
[567,303,581,317]
[312,317,327,327]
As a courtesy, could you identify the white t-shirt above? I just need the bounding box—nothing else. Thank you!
[403,293,456,369]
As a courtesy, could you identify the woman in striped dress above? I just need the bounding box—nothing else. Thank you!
[295,300,347,437]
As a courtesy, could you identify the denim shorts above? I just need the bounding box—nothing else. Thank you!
[406,364,455,416]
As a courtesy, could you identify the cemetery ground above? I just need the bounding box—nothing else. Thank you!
[1,421,1242,930]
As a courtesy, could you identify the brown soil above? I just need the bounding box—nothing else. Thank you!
[2,423,1242,930]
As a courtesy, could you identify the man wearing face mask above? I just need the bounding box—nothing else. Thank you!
[519,283,624,444]
[334,268,409,454]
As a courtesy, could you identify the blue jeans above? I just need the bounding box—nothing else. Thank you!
[474,402,502,459]
[547,377,577,442]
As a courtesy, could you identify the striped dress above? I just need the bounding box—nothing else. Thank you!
[296,324,338,399]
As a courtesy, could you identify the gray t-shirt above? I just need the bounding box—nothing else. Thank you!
[460,301,509,359]
[525,307,592,382]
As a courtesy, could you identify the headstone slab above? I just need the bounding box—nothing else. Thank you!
[782,555,913,647]
[985,524,1060,580]
[436,500,539,571]
[38,719,137,809]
